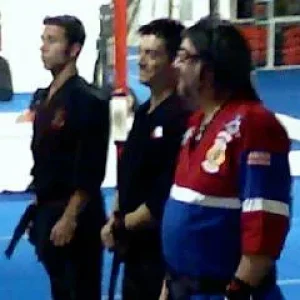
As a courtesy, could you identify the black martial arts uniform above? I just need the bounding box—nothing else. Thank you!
[30,75,109,300]
[117,92,188,300]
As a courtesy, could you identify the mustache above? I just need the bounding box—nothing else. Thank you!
[139,64,147,70]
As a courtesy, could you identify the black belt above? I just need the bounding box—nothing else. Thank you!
[166,273,229,295]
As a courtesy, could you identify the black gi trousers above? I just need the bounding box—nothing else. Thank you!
[121,233,165,300]
[30,194,105,300]
[122,258,165,300]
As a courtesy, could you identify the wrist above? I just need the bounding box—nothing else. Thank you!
[112,212,127,241]
[235,254,274,287]
[226,276,252,300]
[62,212,77,224]
[124,213,134,230]
[110,209,120,221]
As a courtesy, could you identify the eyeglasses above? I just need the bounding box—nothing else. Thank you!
[176,49,202,63]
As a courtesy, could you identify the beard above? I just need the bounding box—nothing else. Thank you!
[177,79,201,112]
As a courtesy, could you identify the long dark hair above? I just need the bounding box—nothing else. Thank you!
[183,17,260,101]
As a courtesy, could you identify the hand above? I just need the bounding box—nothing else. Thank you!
[16,110,35,123]
[50,216,77,247]
[225,277,252,300]
[100,217,116,250]
[159,280,169,300]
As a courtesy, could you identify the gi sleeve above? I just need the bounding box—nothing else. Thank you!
[71,90,110,192]
[239,110,291,258]
[29,89,47,111]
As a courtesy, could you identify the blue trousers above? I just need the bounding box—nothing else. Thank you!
[169,283,284,300]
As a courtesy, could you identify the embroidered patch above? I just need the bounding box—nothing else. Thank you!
[216,130,233,143]
[151,126,163,138]
[247,151,271,166]
[51,109,66,129]
[225,115,242,136]
[201,141,227,174]
[201,115,243,174]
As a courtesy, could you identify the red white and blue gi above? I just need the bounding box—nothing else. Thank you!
[162,100,291,300]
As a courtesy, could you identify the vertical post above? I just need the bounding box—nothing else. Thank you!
[253,0,273,69]
[0,12,2,52]
[94,4,113,87]
[209,0,220,42]
[210,0,220,18]
[113,0,128,93]
[168,0,173,18]
[170,0,181,20]
[267,0,275,69]
[111,0,129,143]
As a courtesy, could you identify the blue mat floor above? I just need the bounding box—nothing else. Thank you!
[0,181,300,299]
[0,189,123,300]
[1,61,300,299]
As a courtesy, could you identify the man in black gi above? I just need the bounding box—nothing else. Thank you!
[29,15,109,300]
[101,19,187,300]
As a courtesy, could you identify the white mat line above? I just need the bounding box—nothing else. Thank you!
[102,296,121,300]
[0,236,13,241]
[278,279,300,286]
[0,235,29,241]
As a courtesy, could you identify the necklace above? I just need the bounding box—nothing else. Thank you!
[194,105,222,141]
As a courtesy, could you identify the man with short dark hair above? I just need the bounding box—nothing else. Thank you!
[29,15,109,300]
[161,16,291,300]
[101,18,187,300]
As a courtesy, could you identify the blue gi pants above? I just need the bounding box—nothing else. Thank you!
[168,283,284,300]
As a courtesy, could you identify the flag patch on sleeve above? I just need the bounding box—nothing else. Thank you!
[247,151,271,166]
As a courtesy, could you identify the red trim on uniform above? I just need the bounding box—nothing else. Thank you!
[242,211,289,258]
[115,141,126,160]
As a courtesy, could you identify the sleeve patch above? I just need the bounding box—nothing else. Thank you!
[247,151,271,166]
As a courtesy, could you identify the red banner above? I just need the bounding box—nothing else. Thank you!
[236,24,267,67]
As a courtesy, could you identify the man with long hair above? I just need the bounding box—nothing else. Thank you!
[161,17,291,300]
